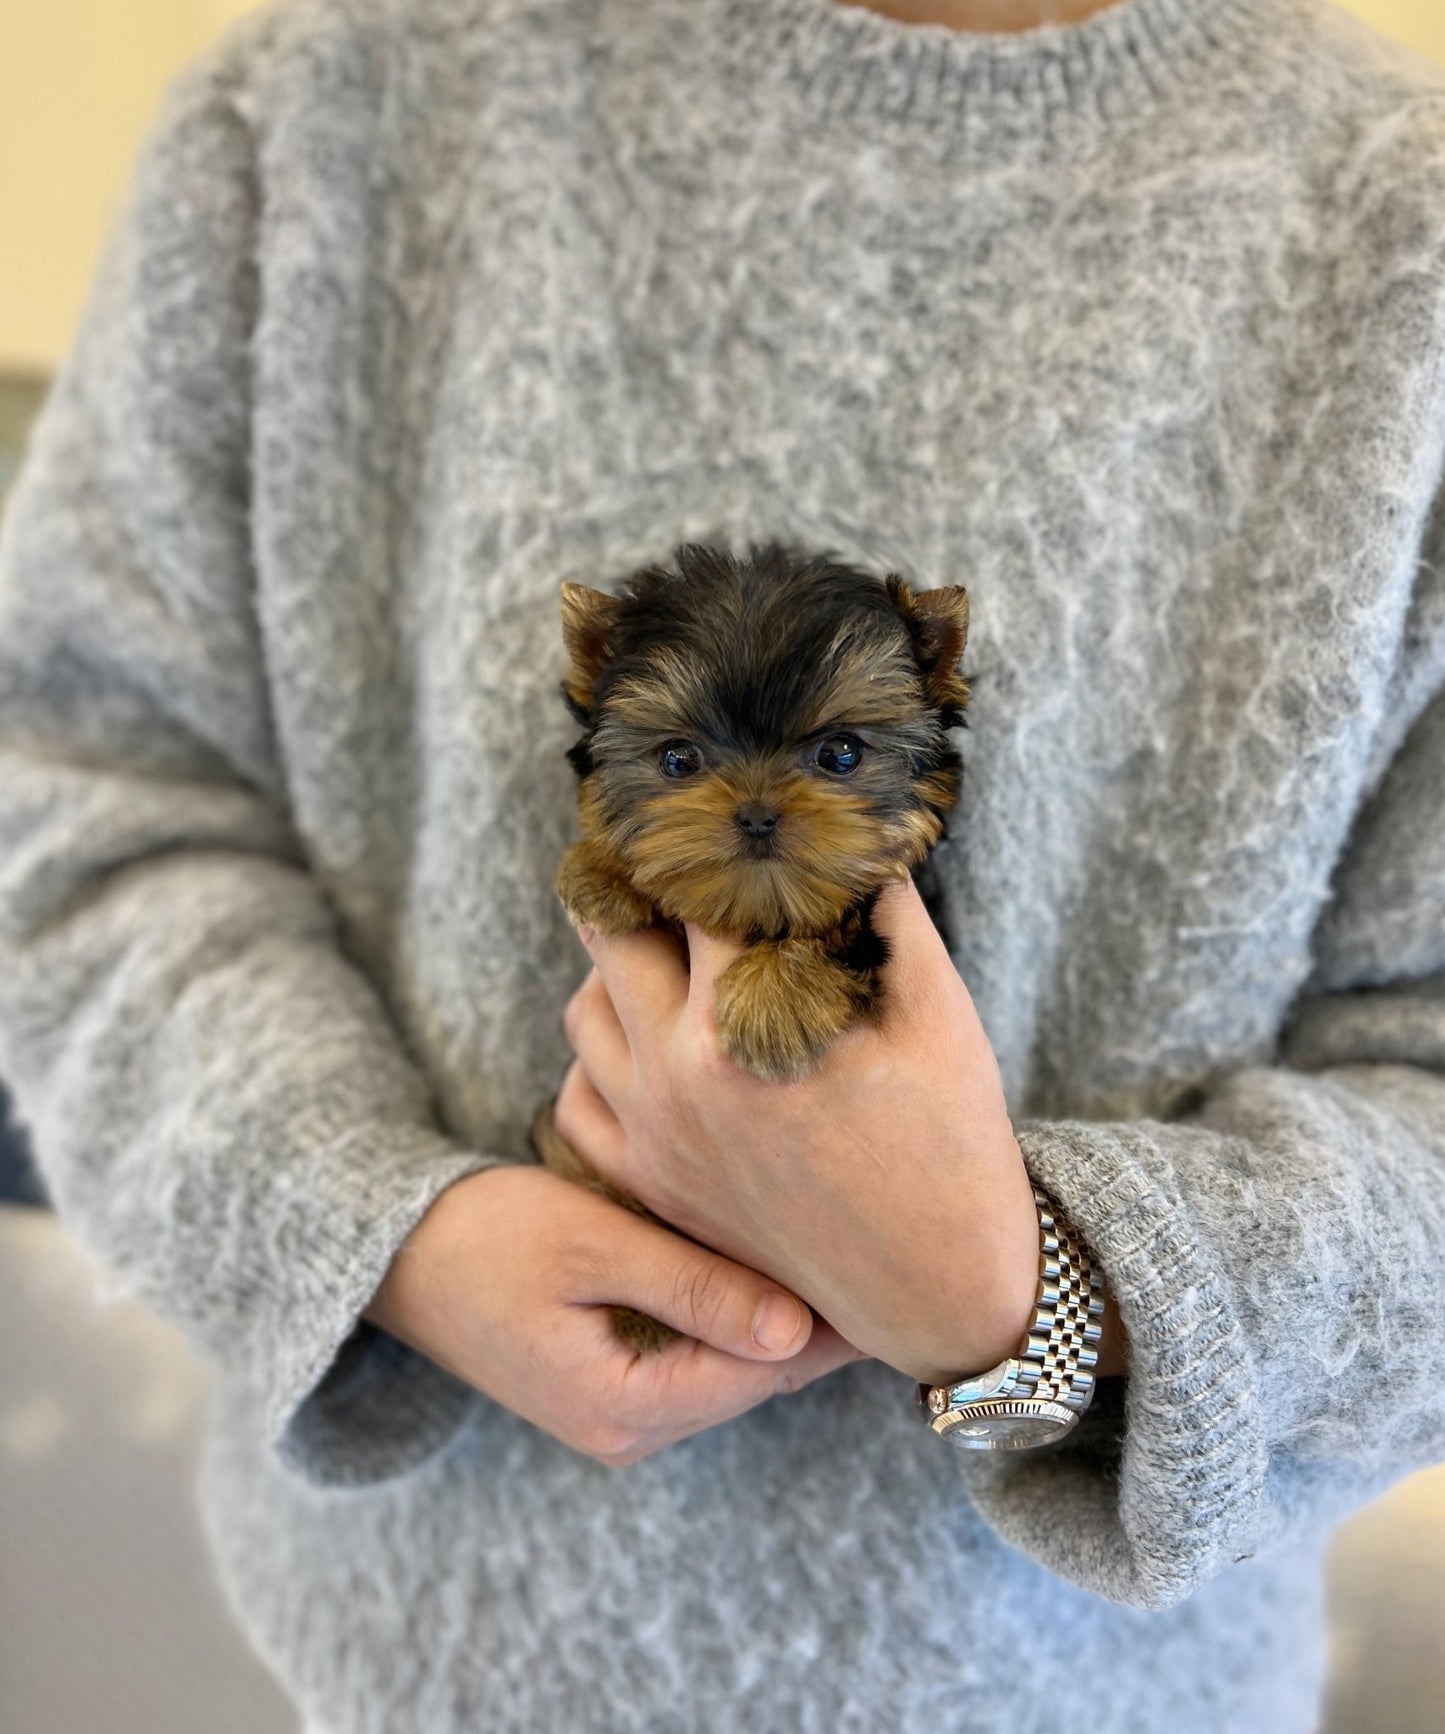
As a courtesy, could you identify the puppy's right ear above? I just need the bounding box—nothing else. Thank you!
[885,575,970,714]
[560,583,623,718]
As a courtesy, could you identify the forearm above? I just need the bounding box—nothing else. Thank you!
[0,40,497,1486]
[959,1033,1445,1611]
[0,775,498,1468]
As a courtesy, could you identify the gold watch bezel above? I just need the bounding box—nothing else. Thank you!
[922,1394,1080,1451]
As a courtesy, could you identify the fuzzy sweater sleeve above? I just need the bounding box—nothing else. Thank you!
[960,620,1445,1610]
[0,37,497,1488]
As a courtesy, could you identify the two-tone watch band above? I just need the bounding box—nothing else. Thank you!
[919,1186,1106,1451]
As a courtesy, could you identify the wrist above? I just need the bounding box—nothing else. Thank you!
[917,1183,1109,1451]
[908,1173,1129,1387]
[364,1166,507,1346]
[893,1156,1041,1386]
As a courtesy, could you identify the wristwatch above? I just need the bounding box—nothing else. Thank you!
[917,1185,1106,1452]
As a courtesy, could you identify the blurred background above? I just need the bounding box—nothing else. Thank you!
[2,2,1445,1732]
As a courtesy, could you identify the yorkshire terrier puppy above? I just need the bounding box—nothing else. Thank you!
[531,541,969,1350]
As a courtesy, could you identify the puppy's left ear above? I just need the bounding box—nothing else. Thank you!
[560,582,623,718]
[886,576,970,711]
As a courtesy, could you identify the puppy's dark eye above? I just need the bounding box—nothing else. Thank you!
[658,740,703,779]
[813,735,863,776]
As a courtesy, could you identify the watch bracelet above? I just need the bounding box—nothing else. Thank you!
[921,1184,1107,1426]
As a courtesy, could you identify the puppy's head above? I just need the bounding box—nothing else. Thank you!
[560,542,968,938]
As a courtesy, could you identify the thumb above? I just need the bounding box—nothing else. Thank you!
[617,1217,814,1360]
[869,872,958,1014]
[683,921,745,1011]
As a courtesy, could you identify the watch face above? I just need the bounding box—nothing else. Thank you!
[932,1399,1076,1452]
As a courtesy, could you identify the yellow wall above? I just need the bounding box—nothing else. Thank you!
[0,0,261,376]
[0,0,1442,376]
[1356,2,1445,66]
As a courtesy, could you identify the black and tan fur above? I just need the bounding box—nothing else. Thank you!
[530,541,969,1349]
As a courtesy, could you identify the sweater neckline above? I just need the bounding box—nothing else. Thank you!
[701,0,1284,161]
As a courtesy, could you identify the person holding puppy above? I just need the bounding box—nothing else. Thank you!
[1,1,1442,1730]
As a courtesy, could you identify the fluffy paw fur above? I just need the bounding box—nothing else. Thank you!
[606,1306,685,1355]
[713,937,872,1081]
[556,837,657,934]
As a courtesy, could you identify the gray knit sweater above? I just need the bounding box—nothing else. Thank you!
[2,0,1444,1728]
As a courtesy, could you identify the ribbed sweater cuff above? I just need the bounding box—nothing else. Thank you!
[956,1119,1269,1610]
[264,1129,501,1489]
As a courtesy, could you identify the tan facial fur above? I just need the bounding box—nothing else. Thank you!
[620,764,912,935]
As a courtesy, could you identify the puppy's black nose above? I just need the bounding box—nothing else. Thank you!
[736,800,780,838]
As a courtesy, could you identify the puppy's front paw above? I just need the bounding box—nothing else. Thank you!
[609,1305,682,1353]
[714,939,866,1081]
[556,839,656,934]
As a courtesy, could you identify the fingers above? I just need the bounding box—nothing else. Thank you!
[577,923,689,1050]
[553,1059,630,1176]
[613,1322,869,1461]
[562,968,633,1112]
[583,1208,813,1362]
[682,923,745,1011]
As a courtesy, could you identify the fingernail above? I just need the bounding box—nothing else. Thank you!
[752,1294,807,1354]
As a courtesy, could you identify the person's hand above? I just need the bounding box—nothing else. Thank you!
[555,875,1076,1387]
[364,1165,866,1466]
